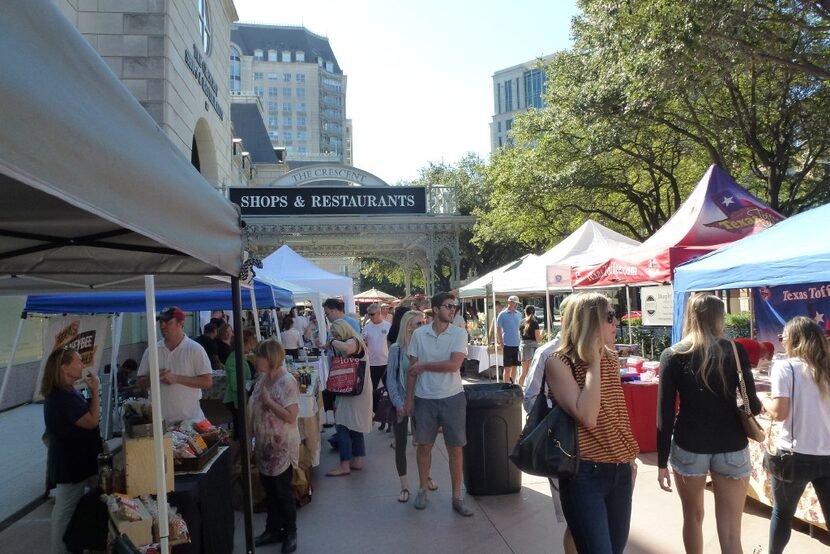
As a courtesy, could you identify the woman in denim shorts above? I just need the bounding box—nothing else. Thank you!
[657,293,762,554]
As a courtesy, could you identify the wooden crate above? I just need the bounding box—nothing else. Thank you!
[123,434,174,496]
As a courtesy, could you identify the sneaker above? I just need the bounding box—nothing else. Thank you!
[452,497,474,517]
[414,489,427,510]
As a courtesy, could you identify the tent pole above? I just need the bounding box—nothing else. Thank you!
[545,285,552,338]
[143,276,170,554]
[102,314,120,440]
[232,278,255,554]
[0,313,26,409]
[625,285,633,344]
[250,285,262,342]
[491,279,500,383]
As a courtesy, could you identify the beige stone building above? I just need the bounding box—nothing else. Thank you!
[52,0,251,189]
[490,53,554,152]
[230,23,350,165]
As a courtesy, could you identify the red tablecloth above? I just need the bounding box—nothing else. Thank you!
[621,382,658,453]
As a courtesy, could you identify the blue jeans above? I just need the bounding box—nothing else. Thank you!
[335,424,366,462]
[769,452,830,554]
[559,460,634,554]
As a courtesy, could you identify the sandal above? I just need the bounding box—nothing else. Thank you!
[397,489,410,503]
[326,468,351,477]
[427,477,438,491]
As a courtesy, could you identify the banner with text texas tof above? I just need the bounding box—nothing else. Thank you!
[753,283,830,351]
[32,314,110,401]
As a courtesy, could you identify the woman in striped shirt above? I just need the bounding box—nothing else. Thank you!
[545,292,639,554]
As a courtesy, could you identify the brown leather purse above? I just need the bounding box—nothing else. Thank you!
[731,341,765,442]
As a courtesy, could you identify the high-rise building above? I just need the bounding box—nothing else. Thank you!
[230,23,349,164]
[490,54,554,152]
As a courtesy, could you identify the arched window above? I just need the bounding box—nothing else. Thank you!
[198,0,211,55]
[268,49,277,62]
[254,49,263,61]
[229,46,241,92]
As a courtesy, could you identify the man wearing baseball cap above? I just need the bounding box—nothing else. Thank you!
[137,307,213,423]
[497,295,523,384]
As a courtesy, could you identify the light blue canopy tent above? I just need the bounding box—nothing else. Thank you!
[672,203,830,342]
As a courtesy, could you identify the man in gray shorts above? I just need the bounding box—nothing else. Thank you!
[405,292,472,516]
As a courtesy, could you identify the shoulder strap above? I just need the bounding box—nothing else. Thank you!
[731,340,752,415]
[788,361,797,447]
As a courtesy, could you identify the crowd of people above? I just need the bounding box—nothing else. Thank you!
[40,289,830,554]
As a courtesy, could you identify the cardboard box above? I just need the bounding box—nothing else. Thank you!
[123,434,174,496]
[110,498,153,547]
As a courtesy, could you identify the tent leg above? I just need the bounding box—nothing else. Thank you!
[144,276,170,554]
[625,285,633,344]
[233,278,255,554]
[545,286,552,338]
[250,287,262,341]
[491,281,500,383]
[104,314,123,439]
[0,313,26,409]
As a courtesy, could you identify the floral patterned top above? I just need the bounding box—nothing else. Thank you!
[249,370,300,476]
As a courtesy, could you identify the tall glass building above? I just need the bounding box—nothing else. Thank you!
[490,55,554,152]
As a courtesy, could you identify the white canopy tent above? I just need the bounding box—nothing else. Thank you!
[259,245,355,312]
[458,255,536,299]
[492,220,641,295]
[0,3,255,552]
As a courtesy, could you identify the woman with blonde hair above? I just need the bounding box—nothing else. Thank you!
[545,292,639,553]
[387,310,429,502]
[326,318,374,476]
[657,293,761,554]
[761,316,830,553]
[42,347,103,554]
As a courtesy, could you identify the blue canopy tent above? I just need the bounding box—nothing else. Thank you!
[24,278,293,313]
[672,203,830,343]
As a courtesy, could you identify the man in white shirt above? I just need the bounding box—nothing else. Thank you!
[137,307,212,424]
[405,292,473,517]
[362,303,392,391]
[381,303,394,324]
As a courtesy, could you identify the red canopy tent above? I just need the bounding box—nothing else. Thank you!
[571,165,784,287]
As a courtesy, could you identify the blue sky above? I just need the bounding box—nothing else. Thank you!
[233,0,579,184]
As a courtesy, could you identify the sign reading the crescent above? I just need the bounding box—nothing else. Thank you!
[269,164,390,188]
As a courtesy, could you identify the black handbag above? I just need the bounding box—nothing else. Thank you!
[373,387,396,423]
[763,362,797,483]
[509,355,579,478]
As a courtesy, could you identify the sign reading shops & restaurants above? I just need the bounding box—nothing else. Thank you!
[230,187,427,216]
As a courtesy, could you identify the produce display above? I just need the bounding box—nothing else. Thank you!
[289,365,315,393]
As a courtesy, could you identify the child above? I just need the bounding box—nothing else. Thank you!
[249,340,299,552]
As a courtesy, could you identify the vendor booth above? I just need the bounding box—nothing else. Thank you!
[0,3,258,552]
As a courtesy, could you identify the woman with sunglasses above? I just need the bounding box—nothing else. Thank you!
[545,292,639,553]
[761,317,830,554]
[386,310,431,502]
[657,293,761,554]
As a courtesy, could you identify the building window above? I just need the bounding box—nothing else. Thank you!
[504,80,513,112]
[325,61,334,72]
[296,74,305,83]
[298,146,307,154]
[269,131,278,140]
[283,116,292,126]
[254,72,263,80]
[506,119,513,131]
[497,121,502,132]
[297,115,306,126]
[281,50,291,62]
[253,86,263,96]
[267,101,277,111]
[297,131,307,140]
[268,87,278,96]
[268,116,278,126]
[230,46,241,92]
[268,49,277,62]
[282,88,291,97]
[498,136,503,147]
[296,102,306,113]
[284,131,292,141]
[198,0,211,55]
[317,56,323,66]
[296,88,305,97]
[268,72,277,80]
[524,69,546,109]
[296,51,305,62]
[282,103,292,112]
[283,73,291,82]
[254,49,263,61]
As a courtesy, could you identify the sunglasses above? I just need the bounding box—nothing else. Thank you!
[440,303,459,310]
[606,310,618,324]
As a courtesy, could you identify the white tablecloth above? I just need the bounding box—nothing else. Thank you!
[467,344,503,373]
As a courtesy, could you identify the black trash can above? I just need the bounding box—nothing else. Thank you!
[462,383,523,496]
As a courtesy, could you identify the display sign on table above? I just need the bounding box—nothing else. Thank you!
[641,285,673,326]
[33,314,109,401]
[753,283,830,351]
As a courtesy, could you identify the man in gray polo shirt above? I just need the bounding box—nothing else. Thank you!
[404,292,472,516]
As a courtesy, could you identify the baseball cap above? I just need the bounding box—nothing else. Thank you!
[157,306,185,322]
[507,295,520,304]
